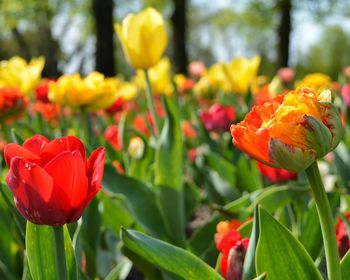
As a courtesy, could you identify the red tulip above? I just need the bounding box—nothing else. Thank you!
[4,135,105,226]
[336,212,350,258]
[200,104,235,132]
[256,161,297,183]
[35,79,56,104]
[215,220,249,280]
[104,125,122,151]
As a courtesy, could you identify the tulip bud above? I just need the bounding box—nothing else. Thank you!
[128,137,145,159]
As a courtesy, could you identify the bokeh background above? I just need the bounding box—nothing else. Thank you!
[1,0,350,78]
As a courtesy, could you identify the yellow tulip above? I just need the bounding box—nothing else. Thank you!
[117,81,138,101]
[295,73,331,91]
[134,57,172,95]
[48,72,118,111]
[224,56,261,94]
[0,56,45,94]
[207,62,231,92]
[115,7,167,69]
[193,62,231,97]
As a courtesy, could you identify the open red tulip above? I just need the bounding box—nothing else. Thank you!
[4,135,105,226]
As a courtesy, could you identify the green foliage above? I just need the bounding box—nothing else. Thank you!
[256,207,323,280]
[26,223,78,280]
[121,228,224,280]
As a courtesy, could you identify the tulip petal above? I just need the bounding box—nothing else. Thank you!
[303,115,332,157]
[23,134,49,156]
[268,138,316,172]
[320,102,344,151]
[66,147,104,223]
[67,189,99,223]
[40,136,86,164]
[86,147,105,193]
[4,143,42,167]
[6,157,70,225]
[44,150,88,208]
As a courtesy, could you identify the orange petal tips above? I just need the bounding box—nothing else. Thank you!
[230,87,343,172]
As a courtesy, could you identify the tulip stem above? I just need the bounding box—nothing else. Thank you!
[0,121,9,142]
[144,69,161,137]
[53,226,68,280]
[305,161,341,280]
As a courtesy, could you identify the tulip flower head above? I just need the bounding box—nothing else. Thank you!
[224,56,261,94]
[256,161,297,183]
[4,135,105,225]
[231,87,343,172]
[104,125,122,151]
[278,67,295,84]
[0,56,45,94]
[134,57,172,95]
[296,73,331,91]
[48,72,118,111]
[336,212,350,258]
[0,87,28,123]
[115,7,167,69]
[200,104,235,132]
[215,220,249,279]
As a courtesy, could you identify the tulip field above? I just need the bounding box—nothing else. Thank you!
[2,6,350,280]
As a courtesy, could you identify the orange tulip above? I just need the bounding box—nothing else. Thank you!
[231,87,343,172]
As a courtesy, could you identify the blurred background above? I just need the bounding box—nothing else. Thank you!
[1,0,350,79]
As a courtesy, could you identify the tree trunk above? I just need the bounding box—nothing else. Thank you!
[92,0,116,76]
[171,0,188,74]
[277,0,291,68]
[41,26,61,77]
[11,27,31,61]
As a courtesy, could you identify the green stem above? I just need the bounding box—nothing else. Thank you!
[305,161,341,280]
[144,69,161,137]
[79,108,89,143]
[1,121,9,142]
[53,226,68,280]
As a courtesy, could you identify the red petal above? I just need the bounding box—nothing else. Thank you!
[68,189,99,223]
[40,136,86,164]
[86,147,105,193]
[5,157,70,225]
[44,150,88,208]
[4,144,42,167]
[220,253,228,278]
[23,135,49,156]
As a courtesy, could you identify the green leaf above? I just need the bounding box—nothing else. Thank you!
[81,197,101,279]
[121,229,224,280]
[300,193,339,260]
[189,214,221,266]
[184,181,201,221]
[256,207,322,280]
[236,154,262,192]
[154,96,185,245]
[156,186,186,246]
[155,95,183,191]
[204,151,236,191]
[242,207,259,280]
[341,249,350,279]
[247,184,309,213]
[103,164,166,238]
[223,184,309,217]
[333,142,350,190]
[26,222,78,280]
[100,193,134,233]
